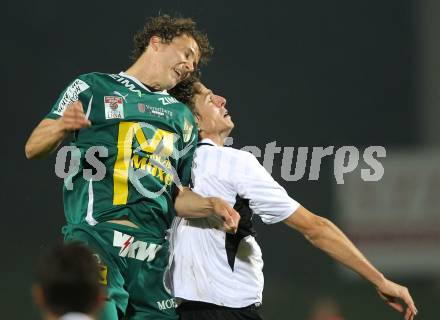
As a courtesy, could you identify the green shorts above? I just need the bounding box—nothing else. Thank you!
[63,222,178,320]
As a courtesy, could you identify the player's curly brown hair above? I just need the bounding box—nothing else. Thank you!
[168,73,201,113]
[131,15,213,66]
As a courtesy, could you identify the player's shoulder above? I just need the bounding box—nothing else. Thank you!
[219,146,258,163]
[66,72,110,88]
[228,147,267,176]
[70,72,137,94]
[227,146,256,157]
[76,72,117,83]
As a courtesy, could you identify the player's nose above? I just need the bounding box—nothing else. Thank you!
[213,94,227,108]
[183,61,195,73]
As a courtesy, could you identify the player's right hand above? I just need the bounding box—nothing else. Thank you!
[376,278,418,320]
[210,198,240,234]
[59,101,91,131]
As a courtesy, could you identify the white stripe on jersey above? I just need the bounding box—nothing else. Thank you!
[85,180,98,226]
[85,95,93,119]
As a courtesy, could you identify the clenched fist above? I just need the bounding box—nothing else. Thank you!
[210,197,241,234]
[59,101,91,131]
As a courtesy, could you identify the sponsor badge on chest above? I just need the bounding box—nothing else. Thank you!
[104,96,124,119]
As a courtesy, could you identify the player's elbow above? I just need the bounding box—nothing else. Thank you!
[25,142,36,159]
[25,141,46,159]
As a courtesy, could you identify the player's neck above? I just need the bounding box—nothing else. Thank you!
[200,133,227,147]
[125,57,163,91]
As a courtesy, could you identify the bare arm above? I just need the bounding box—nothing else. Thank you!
[25,118,68,159]
[284,206,417,320]
[175,187,240,233]
[25,101,90,159]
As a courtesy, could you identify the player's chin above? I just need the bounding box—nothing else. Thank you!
[171,71,183,85]
[225,117,235,128]
[160,73,177,90]
[164,79,178,91]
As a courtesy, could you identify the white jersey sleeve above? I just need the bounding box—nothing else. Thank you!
[235,153,300,224]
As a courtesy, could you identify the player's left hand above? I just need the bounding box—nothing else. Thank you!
[376,278,418,320]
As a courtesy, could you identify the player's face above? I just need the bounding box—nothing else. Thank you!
[193,82,234,135]
[155,34,200,90]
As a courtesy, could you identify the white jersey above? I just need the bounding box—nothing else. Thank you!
[170,138,300,307]
[59,313,94,320]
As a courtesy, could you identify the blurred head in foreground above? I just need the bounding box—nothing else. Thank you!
[308,296,345,320]
[33,243,104,320]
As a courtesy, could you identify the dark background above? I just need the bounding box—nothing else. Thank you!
[3,0,439,319]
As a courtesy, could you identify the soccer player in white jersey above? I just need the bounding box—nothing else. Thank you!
[168,79,418,320]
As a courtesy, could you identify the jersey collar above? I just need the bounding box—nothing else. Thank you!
[59,313,94,320]
[119,72,169,95]
[198,138,218,147]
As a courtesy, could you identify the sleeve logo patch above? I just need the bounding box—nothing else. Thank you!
[54,79,90,116]
[104,96,124,119]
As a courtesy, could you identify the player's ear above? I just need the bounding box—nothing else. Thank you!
[194,113,202,127]
[149,36,162,51]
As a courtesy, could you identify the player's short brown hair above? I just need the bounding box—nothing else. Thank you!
[168,74,201,113]
[131,15,213,65]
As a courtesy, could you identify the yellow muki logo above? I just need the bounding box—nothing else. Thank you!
[113,122,176,205]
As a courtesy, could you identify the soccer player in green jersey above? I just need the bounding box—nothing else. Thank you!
[25,16,239,320]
